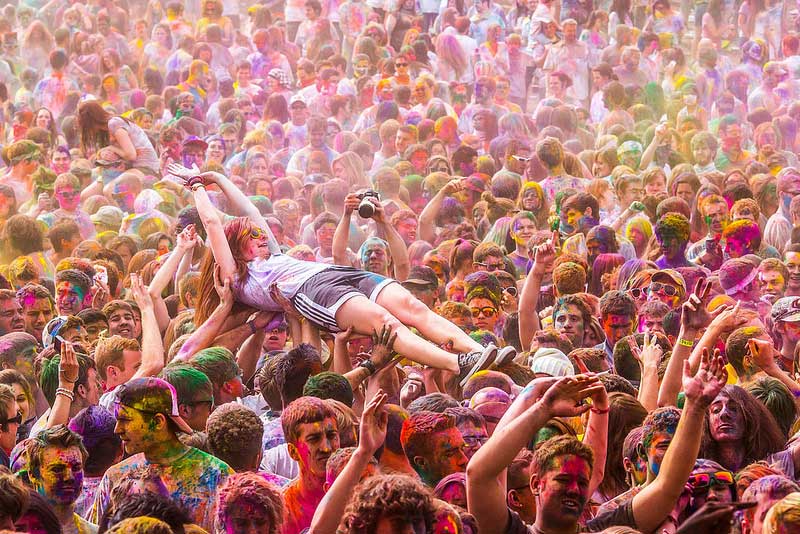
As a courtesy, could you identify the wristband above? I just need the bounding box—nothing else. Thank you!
[56,388,75,401]
[590,406,610,414]
[678,338,695,347]
[359,360,377,375]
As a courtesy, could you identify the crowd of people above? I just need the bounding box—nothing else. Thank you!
[2,0,800,532]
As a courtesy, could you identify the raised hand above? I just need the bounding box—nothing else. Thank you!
[59,340,79,388]
[129,273,153,310]
[441,179,464,196]
[400,370,424,408]
[176,224,199,251]
[681,279,713,331]
[708,301,749,333]
[682,348,728,406]
[166,162,201,179]
[213,265,234,309]
[635,332,663,370]
[539,374,604,418]
[269,282,299,318]
[369,325,398,369]
[748,338,778,372]
[359,390,389,454]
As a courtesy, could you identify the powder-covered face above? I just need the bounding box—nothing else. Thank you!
[34,446,84,507]
[56,281,87,316]
[645,429,675,476]
[114,404,161,455]
[468,296,498,331]
[223,498,272,534]
[439,482,468,508]
[708,392,744,443]
[554,304,585,347]
[535,454,591,527]
[458,421,488,459]
[758,270,786,302]
[421,428,469,485]
[602,314,634,348]
[290,418,340,478]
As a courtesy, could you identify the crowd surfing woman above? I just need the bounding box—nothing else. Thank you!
[171,162,512,385]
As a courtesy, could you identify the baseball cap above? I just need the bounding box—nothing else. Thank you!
[650,269,686,295]
[115,377,194,434]
[771,296,800,323]
[91,205,124,229]
[530,348,575,377]
[42,316,69,349]
[402,265,439,290]
[289,94,307,107]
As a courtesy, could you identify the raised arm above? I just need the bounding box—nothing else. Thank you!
[174,269,235,361]
[191,182,238,282]
[418,179,462,243]
[519,234,557,350]
[46,342,79,429]
[658,280,710,407]
[630,349,727,533]
[128,274,165,379]
[147,225,199,333]
[309,391,389,534]
[371,200,410,281]
[333,194,359,267]
[467,375,603,534]
[636,333,663,412]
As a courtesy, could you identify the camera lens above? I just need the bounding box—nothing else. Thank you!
[358,199,375,218]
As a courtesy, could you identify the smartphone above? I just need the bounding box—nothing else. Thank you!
[54,335,66,354]
[94,265,108,286]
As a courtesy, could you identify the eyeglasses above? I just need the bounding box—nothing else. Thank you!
[462,434,488,446]
[687,471,734,491]
[471,306,498,318]
[628,287,649,299]
[648,282,679,297]
[475,262,505,271]
[396,62,408,67]
[56,191,80,199]
[243,227,266,240]
[1,411,23,427]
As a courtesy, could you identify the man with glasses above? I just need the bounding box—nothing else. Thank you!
[646,270,686,309]
[159,364,215,432]
[473,243,507,273]
[445,406,489,459]
[90,377,232,529]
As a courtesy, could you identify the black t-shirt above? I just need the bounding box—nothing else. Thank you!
[504,500,637,533]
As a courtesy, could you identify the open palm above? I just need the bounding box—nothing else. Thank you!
[682,348,728,405]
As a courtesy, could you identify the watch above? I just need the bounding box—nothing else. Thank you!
[359,360,377,375]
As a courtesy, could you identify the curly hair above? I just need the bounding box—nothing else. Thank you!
[217,472,284,534]
[553,262,587,296]
[206,403,264,472]
[340,474,436,534]
[655,213,690,243]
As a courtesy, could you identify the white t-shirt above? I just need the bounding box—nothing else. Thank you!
[234,255,330,312]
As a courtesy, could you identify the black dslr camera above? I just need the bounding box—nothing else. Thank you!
[357,190,381,218]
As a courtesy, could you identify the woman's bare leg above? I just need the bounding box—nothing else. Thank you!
[375,283,484,353]
[335,296,461,373]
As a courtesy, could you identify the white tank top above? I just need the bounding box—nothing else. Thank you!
[234,254,330,311]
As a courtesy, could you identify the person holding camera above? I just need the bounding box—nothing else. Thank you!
[332,191,410,282]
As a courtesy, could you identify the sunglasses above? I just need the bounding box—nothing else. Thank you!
[504,286,518,298]
[396,62,408,67]
[648,282,679,297]
[687,471,734,491]
[511,155,531,163]
[471,306,498,318]
[243,227,266,240]
[1,411,22,426]
[475,262,505,271]
[57,191,80,199]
